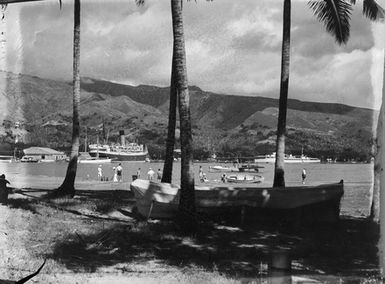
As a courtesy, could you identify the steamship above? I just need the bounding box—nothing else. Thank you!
[88,131,149,162]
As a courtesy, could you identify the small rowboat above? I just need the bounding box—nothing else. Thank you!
[226,174,264,184]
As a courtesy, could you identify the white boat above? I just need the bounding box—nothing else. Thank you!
[0,155,13,163]
[79,158,112,164]
[20,156,40,163]
[130,179,344,222]
[254,152,321,164]
[226,174,264,184]
[208,165,239,172]
[77,152,112,164]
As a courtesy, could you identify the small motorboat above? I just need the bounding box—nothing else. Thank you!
[208,165,239,172]
[20,156,40,163]
[77,152,112,163]
[238,163,264,173]
[226,174,264,184]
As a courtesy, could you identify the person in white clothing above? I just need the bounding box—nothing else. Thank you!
[112,167,118,182]
[97,165,103,181]
[147,168,156,180]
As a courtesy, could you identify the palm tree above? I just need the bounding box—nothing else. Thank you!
[162,0,212,183]
[170,0,197,231]
[55,0,81,197]
[273,0,353,187]
[161,53,177,183]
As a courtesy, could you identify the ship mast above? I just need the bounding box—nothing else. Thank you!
[84,127,88,152]
[96,135,99,158]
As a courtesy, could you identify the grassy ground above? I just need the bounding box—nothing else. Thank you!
[0,188,381,283]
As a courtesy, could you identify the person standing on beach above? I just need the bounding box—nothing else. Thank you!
[112,167,118,182]
[0,174,10,204]
[116,163,123,182]
[199,166,204,182]
[97,165,103,181]
[302,168,307,184]
[157,169,162,180]
[137,168,141,178]
[147,168,155,180]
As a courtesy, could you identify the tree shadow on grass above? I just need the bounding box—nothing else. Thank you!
[7,196,40,215]
[22,189,136,217]
[47,217,380,279]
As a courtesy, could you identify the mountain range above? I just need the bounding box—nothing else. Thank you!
[0,71,376,161]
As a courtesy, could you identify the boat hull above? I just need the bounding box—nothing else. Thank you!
[226,174,264,184]
[90,151,148,161]
[78,158,112,164]
[130,179,344,223]
[208,165,239,172]
[0,156,13,163]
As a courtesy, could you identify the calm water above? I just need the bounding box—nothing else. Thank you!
[0,161,373,217]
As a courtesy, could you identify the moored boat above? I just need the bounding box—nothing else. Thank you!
[0,155,13,163]
[208,165,239,172]
[238,163,264,172]
[20,156,40,163]
[254,152,321,164]
[77,152,112,163]
[226,174,264,184]
[88,131,148,162]
[130,179,344,223]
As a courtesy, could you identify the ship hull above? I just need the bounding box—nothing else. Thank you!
[90,151,148,161]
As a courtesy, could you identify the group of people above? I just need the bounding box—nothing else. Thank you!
[98,164,308,184]
[97,163,123,182]
[97,164,163,182]
[146,168,162,181]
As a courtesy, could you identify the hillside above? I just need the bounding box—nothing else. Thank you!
[0,72,375,161]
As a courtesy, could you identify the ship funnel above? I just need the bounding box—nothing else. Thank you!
[119,130,125,146]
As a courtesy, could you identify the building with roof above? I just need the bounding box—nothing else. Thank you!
[23,147,67,162]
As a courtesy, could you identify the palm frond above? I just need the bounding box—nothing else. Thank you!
[363,0,385,21]
[308,0,352,45]
[135,0,145,6]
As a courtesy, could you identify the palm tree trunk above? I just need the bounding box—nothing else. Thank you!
[371,108,381,222]
[273,0,291,188]
[162,52,177,183]
[379,49,385,275]
[171,0,196,232]
[56,0,81,196]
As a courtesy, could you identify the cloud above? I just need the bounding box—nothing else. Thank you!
[2,0,380,109]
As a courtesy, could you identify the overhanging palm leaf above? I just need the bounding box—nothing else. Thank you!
[363,0,385,20]
[309,0,352,44]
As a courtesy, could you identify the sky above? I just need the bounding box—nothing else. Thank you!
[2,0,385,109]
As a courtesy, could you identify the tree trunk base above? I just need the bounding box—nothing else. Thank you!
[45,185,75,199]
[176,210,197,235]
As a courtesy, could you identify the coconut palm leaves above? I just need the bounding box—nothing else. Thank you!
[360,0,385,20]
[309,0,353,44]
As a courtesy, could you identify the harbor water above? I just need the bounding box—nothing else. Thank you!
[0,161,373,217]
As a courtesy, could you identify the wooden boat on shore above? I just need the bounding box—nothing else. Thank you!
[130,179,344,222]
[226,174,264,184]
